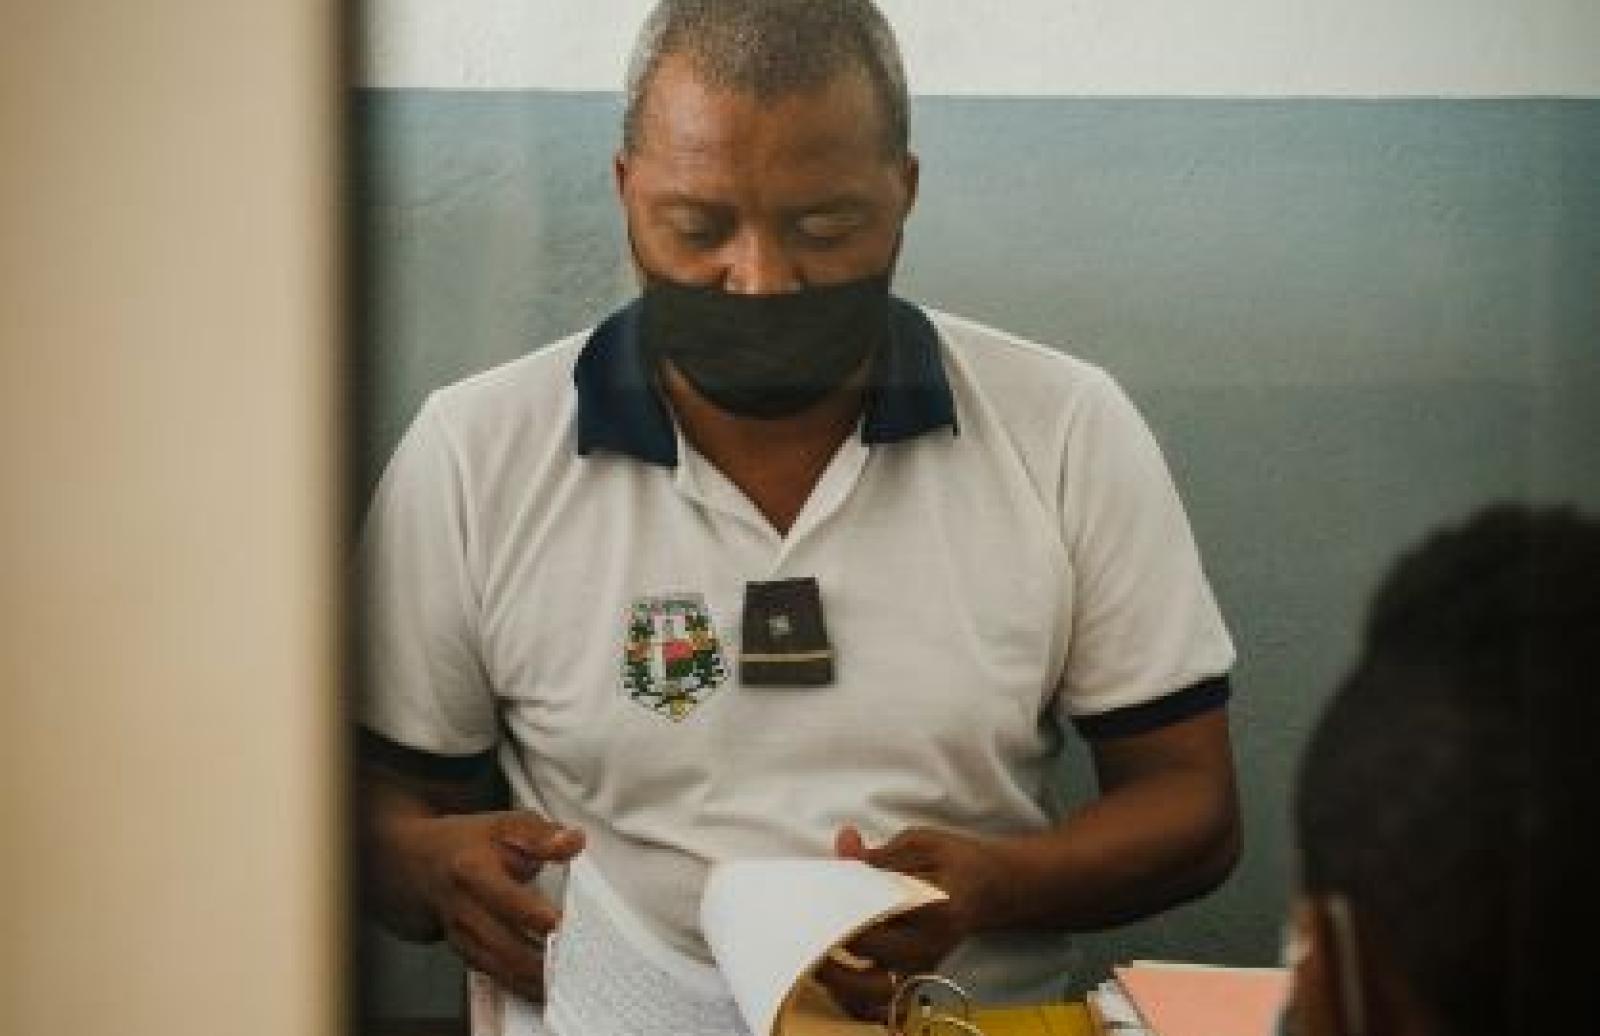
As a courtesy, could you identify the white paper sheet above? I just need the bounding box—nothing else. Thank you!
[702,859,945,1036]
[524,854,751,1036]
[506,855,944,1036]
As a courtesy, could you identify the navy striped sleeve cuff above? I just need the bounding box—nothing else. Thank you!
[1071,675,1232,741]
[357,727,499,783]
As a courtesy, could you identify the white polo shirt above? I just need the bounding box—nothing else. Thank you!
[359,299,1235,1002]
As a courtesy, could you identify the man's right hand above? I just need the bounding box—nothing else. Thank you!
[394,810,585,1003]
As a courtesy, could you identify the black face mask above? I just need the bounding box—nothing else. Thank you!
[639,272,892,420]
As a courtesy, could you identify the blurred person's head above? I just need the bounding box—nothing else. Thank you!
[1284,503,1600,1036]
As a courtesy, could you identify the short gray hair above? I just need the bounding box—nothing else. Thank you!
[622,0,909,157]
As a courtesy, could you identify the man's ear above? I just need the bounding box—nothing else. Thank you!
[1284,895,1376,1036]
[613,151,630,201]
[1284,899,1335,1036]
[1305,894,1429,1036]
[899,152,920,216]
[1311,898,1366,1036]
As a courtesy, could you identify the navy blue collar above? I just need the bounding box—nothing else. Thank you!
[573,296,957,467]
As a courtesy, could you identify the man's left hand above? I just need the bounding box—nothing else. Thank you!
[815,824,1007,1021]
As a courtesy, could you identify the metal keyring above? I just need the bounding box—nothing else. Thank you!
[886,973,976,1035]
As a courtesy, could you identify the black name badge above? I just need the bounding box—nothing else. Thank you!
[739,577,834,687]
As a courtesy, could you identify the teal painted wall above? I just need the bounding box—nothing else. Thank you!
[356,94,1600,1015]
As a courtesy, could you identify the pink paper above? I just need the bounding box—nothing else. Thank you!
[1113,964,1290,1036]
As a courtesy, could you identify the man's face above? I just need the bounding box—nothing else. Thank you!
[616,53,918,294]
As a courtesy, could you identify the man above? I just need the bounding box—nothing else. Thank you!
[360,0,1239,1016]
[1283,504,1598,1036]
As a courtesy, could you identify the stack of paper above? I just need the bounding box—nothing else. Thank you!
[489,855,949,1036]
[1086,960,1289,1036]
[1085,979,1148,1036]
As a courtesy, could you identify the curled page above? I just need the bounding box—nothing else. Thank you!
[702,859,946,1036]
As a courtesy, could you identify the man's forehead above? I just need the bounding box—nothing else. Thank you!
[625,146,890,212]
[646,187,876,216]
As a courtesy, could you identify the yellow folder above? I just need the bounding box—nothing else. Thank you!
[971,1002,1095,1036]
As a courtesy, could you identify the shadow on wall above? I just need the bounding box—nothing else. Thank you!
[356,94,1600,1015]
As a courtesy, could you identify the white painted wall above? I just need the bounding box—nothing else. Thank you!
[362,0,1600,96]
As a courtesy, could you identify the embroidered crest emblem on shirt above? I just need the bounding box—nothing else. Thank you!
[621,594,728,721]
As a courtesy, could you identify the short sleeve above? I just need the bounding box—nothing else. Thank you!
[1053,370,1235,729]
[357,395,498,755]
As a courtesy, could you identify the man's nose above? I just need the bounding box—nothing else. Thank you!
[722,232,802,295]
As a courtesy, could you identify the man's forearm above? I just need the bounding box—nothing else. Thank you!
[357,736,510,940]
[360,771,451,941]
[981,762,1240,933]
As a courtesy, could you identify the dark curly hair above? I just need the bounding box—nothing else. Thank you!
[1294,503,1600,1035]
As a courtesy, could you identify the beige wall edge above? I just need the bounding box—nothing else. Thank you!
[0,4,344,1035]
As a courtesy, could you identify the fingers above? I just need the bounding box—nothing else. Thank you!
[450,848,565,938]
[445,897,549,1003]
[492,813,585,877]
[814,957,897,1022]
[861,828,944,876]
[834,824,868,860]
[437,817,573,1005]
[835,825,946,879]
[831,825,960,969]
[844,914,942,970]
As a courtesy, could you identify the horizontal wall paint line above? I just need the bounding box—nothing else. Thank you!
[355,93,1597,421]
[361,0,1600,97]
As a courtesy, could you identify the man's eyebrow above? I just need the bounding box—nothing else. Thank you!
[646,194,874,218]
[648,192,730,211]
[780,195,874,217]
